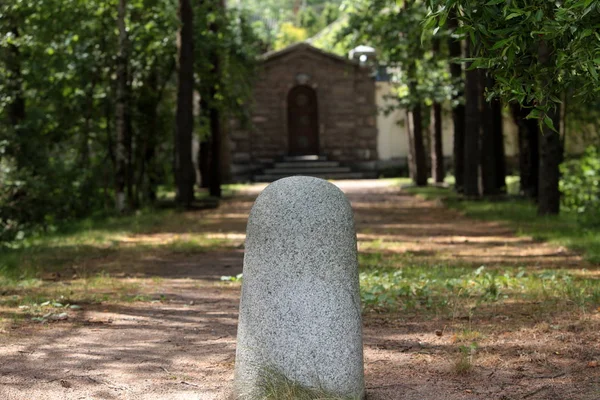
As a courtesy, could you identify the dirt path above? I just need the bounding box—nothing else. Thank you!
[1,180,598,400]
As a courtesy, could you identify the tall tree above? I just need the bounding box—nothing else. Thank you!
[491,91,506,192]
[511,103,539,199]
[463,41,480,197]
[175,0,196,206]
[447,10,465,193]
[208,0,224,198]
[406,61,428,186]
[426,0,600,214]
[342,0,451,186]
[537,40,561,215]
[115,0,131,212]
[480,73,505,195]
[6,26,26,170]
[430,39,444,184]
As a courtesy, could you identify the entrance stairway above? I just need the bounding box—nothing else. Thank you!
[253,155,371,182]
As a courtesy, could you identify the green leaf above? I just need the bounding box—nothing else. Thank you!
[506,12,523,20]
[491,38,511,50]
[526,109,543,120]
[544,115,557,132]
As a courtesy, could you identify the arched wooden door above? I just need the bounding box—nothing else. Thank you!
[287,85,319,155]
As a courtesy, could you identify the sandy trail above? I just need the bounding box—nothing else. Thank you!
[1,180,598,400]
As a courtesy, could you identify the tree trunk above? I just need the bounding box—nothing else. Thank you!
[538,108,561,215]
[174,0,196,206]
[480,73,505,195]
[5,25,30,172]
[463,40,480,197]
[511,104,539,198]
[405,55,427,186]
[199,140,211,188]
[209,100,222,197]
[115,0,130,212]
[207,0,225,198]
[430,103,444,183]
[406,104,428,186]
[430,38,444,184]
[537,40,561,215]
[492,91,506,192]
[448,10,465,193]
[137,65,159,204]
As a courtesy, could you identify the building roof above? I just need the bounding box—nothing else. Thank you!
[261,42,361,67]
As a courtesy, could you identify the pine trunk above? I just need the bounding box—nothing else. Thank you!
[207,0,225,198]
[537,40,561,215]
[174,0,196,206]
[115,0,130,212]
[430,38,444,184]
[511,104,539,198]
[137,65,159,204]
[463,41,480,197]
[406,104,428,186]
[209,95,222,197]
[492,92,506,192]
[480,73,504,195]
[406,56,427,186]
[5,25,29,172]
[448,10,465,193]
[430,103,444,183]
[538,108,561,215]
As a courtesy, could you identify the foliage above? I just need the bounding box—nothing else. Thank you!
[425,0,600,120]
[560,146,600,225]
[233,0,343,50]
[274,22,309,50]
[0,0,260,243]
[195,5,262,135]
[340,0,454,108]
[0,0,179,240]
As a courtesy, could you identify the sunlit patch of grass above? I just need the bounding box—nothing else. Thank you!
[0,272,165,329]
[358,252,600,315]
[0,273,146,306]
[0,207,242,283]
[157,183,251,201]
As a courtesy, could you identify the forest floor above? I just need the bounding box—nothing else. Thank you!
[0,180,599,400]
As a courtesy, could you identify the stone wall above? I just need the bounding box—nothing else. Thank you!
[229,44,378,181]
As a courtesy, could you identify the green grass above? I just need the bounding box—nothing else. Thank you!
[358,252,600,315]
[403,178,600,264]
[241,367,360,400]
[0,197,243,282]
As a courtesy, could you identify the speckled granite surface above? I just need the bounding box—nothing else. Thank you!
[234,176,364,399]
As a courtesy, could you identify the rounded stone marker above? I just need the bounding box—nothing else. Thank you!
[234,176,364,399]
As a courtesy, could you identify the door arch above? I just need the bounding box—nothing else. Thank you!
[287,85,319,155]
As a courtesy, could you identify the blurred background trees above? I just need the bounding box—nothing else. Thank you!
[1,0,599,244]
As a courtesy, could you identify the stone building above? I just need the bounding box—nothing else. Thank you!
[228,43,379,182]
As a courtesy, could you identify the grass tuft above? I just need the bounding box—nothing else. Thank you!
[241,368,360,400]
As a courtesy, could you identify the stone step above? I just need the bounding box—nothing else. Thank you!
[274,161,340,169]
[254,172,368,182]
[282,155,327,162]
[263,166,352,175]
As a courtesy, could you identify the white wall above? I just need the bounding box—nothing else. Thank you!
[376,81,519,162]
[376,82,408,160]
